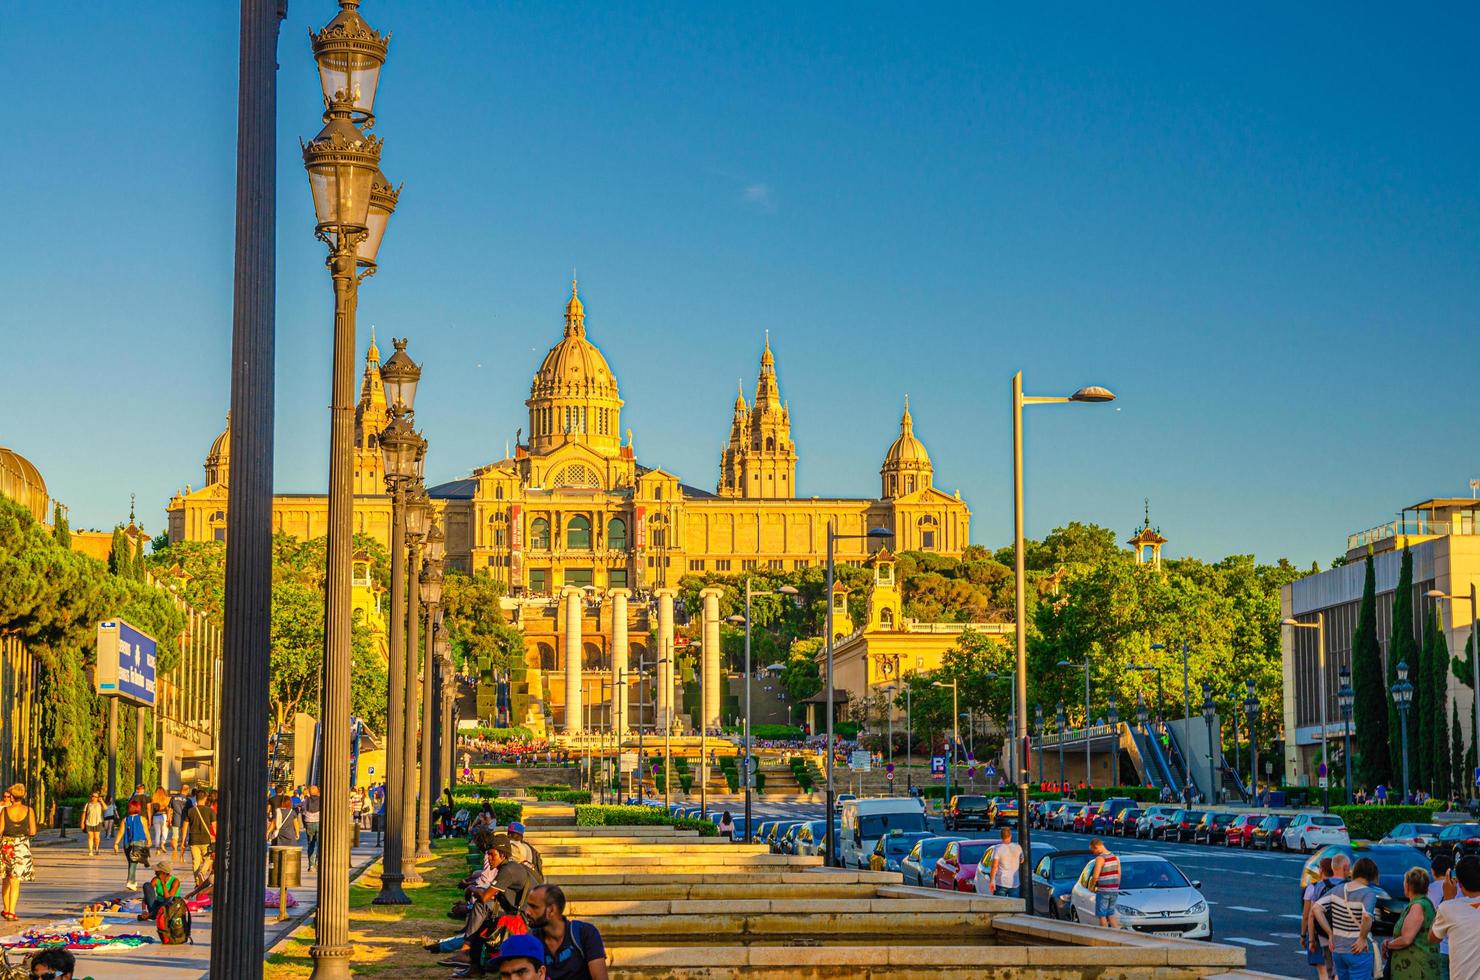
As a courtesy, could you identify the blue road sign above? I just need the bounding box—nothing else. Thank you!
[930,755,946,779]
[985,764,998,779]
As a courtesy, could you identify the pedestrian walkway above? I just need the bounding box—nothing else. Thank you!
[1,829,382,978]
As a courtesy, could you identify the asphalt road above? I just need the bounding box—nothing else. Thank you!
[744,800,1309,978]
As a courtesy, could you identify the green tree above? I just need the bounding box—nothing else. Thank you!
[1386,547,1417,783]
[1350,555,1391,788]
[51,502,70,549]
[1453,699,1469,802]
[1416,608,1435,791]
[779,637,823,723]
[107,527,131,578]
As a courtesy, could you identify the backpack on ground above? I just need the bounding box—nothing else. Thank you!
[156,896,193,945]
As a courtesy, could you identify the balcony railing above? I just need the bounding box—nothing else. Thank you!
[1346,518,1476,553]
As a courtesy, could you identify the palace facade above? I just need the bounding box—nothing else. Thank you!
[165,283,973,732]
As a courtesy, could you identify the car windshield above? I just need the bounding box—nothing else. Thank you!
[1048,854,1094,881]
[1120,859,1190,890]
[1411,824,1439,835]
[1364,849,1427,880]
[886,833,928,855]
[955,796,989,807]
[1440,824,1480,839]
[958,844,989,865]
[1183,811,1206,823]
[920,838,958,862]
[1213,814,1235,825]
[859,812,927,839]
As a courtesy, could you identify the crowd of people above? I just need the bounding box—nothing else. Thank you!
[422,817,609,979]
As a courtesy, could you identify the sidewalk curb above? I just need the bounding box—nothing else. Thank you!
[263,850,383,959]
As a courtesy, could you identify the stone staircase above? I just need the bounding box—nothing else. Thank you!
[519,824,1254,978]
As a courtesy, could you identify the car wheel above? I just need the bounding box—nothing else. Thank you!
[1069,905,1081,923]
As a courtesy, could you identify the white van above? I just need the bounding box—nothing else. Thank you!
[839,797,929,869]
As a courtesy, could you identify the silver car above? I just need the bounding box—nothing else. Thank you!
[1378,822,1441,850]
[900,835,965,888]
[1068,854,1211,940]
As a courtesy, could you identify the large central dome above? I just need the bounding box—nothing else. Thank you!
[526,281,624,455]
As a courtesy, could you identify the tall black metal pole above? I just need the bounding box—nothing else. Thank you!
[213,2,283,975]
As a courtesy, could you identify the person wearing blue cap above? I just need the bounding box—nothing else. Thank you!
[508,823,543,883]
[487,933,546,979]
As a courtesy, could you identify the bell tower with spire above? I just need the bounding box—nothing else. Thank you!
[717,333,798,498]
[353,330,390,495]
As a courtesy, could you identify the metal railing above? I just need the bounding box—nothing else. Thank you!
[1347,517,1477,552]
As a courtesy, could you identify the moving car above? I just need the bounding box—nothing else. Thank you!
[1090,798,1138,835]
[1029,849,1095,919]
[1136,805,1179,839]
[1426,823,1480,862]
[901,835,965,888]
[1283,813,1349,853]
[1068,854,1211,939]
[869,830,932,873]
[944,795,993,831]
[1299,843,1428,934]
[839,797,929,869]
[1194,812,1238,845]
[1250,814,1292,850]
[990,797,1021,827]
[972,842,1056,896]
[1114,808,1144,837]
[1377,823,1441,850]
[834,793,858,813]
[1224,813,1264,848]
[1162,810,1207,843]
[933,839,995,892]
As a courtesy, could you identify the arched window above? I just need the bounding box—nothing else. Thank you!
[538,643,557,672]
[917,515,939,551]
[766,436,775,451]
[530,517,550,550]
[494,527,506,548]
[906,476,916,494]
[881,607,894,629]
[567,515,592,549]
[607,518,627,550]
[653,485,663,501]
[495,485,504,500]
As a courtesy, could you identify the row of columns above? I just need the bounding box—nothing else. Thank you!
[558,586,725,734]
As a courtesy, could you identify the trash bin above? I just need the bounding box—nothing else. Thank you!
[59,806,74,838]
[268,845,303,889]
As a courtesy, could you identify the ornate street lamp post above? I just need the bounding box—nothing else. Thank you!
[1336,668,1354,806]
[416,532,445,858]
[1200,684,1217,804]
[1033,703,1045,784]
[400,486,430,884]
[933,679,959,814]
[302,1,391,974]
[1055,701,1067,795]
[1391,662,1414,803]
[1106,696,1119,788]
[372,375,420,906]
[1243,680,1260,803]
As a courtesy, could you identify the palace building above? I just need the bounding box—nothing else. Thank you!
[165,282,973,733]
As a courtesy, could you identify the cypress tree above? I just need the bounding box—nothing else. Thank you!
[1415,608,1434,792]
[1386,547,1417,783]
[51,501,71,549]
[1433,664,1451,800]
[1351,554,1391,788]
[1453,699,1469,803]
[107,527,130,577]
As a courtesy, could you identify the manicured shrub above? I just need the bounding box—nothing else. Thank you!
[573,805,718,836]
[1330,805,1443,842]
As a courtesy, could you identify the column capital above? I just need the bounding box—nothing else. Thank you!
[699,586,725,600]
[606,587,632,600]
[561,585,585,600]
[653,587,679,599]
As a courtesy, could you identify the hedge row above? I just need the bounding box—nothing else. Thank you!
[461,726,534,741]
[1329,805,1443,842]
[751,725,806,740]
[530,789,592,804]
[573,805,718,836]
[790,757,817,793]
[448,795,524,824]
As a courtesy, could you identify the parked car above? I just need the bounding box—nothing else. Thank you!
[1377,823,1441,850]
[1283,813,1349,853]
[793,819,835,857]
[1036,801,1068,830]
[834,793,858,813]
[869,830,932,873]
[1299,843,1428,934]
[1426,823,1480,862]
[839,798,929,869]
[1224,813,1265,848]
[1072,807,1096,833]
[1251,814,1293,850]
[991,797,1021,827]
[754,820,778,846]
[777,822,806,855]
[1194,812,1238,845]
[1090,798,1138,835]
[1029,849,1095,919]
[1114,808,1144,837]
[1137,805,1179,839]
[766,820,805,853]
[901,835,966,887]
[1049,804,1084,832]
[1163,810,1207,843]
[945,795,994,831]
[933,839,995,892]
[1067,854,1211,939]
[972,842,1056,895]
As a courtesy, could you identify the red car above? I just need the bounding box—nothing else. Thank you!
[1225,813,1264,848]
[1072,808,1094,833]
[933,839,994,892]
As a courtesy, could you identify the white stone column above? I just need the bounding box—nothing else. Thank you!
[609,588,631,733]
[563,587,584,734]
[700,587,724,732]
[655,588,676,731]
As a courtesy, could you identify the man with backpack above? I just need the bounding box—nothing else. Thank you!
[185,790,216,884]
[508,822,543,883]
[447,842,536,978]
[524,883,608,980]
[136,859,190,944]
[302,786,322,872]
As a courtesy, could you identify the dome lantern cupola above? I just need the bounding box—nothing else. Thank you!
[526,278,624,456]
[880,396,933,498]
[205,413,232,487]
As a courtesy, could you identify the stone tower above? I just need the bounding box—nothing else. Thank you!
[1128,500,1167,569]
[353,332,390,496]
[717,333,798,498]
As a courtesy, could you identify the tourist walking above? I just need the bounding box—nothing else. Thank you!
[525,882,610,980]
[1302,855,1342,980]
[1313,855,1379,980]
[984,827,1024,898]
[1429,855,1480,980]
[268,796,302,847]
[185,790,217,883]
[149,787,170,850]
[112,799,151,890]
[1086,838,1121,928]
[302,786,322,871]
[1,784,38,921]
[100,794,117,841]
[80,792,105,857]
[1383,867,1440,979]
[168,784,192,861]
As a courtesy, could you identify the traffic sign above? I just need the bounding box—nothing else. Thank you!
[1318,763,1327,778]
[886,762,895,774]
[930,756,946,779]
[849,750,872,772]
[984,765,997,779]
[1474,766,1479,787]
[886,771,895,782]
[1319,777,1329,788]
[967,766,976,780]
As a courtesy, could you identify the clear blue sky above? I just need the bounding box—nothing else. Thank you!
[5,2,1478,567]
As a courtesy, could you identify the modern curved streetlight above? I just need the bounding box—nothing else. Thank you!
[1011,373,1114,916]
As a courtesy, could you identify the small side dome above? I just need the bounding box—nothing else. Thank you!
[0,445,49,523]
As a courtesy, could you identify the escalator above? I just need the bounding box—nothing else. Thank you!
[1136,723,1178,793]
[1160,723,1192,798]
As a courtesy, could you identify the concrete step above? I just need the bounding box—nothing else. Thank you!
[537,843,771,856]
[563,882,883,901]
[575,895,1019,917]
[554,870,902,887]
